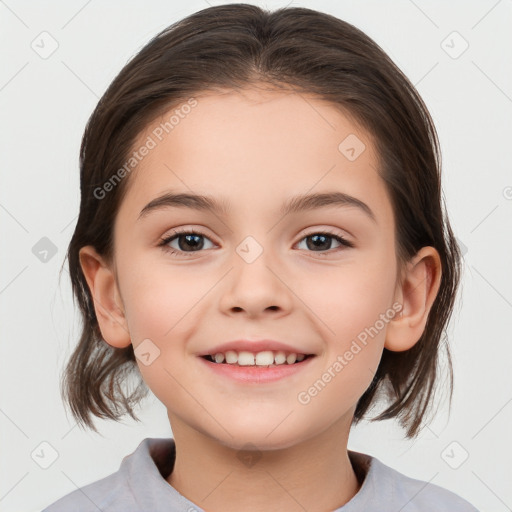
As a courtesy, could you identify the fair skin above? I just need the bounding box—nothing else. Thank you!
[79,86,441,511]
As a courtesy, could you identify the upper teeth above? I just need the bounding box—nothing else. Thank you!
[210,350,306,366]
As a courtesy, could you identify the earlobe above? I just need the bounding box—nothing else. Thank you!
[78,245,132,349]
[385,246,442,352]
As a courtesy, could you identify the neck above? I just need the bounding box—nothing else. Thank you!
[166,414,361,512]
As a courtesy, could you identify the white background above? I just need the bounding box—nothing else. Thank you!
[1,1,511,511]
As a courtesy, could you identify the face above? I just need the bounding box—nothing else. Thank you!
[109,86,401,450]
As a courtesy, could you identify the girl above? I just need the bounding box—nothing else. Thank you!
[43,3,479,511]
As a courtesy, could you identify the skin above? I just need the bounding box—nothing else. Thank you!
[79,85,441,511]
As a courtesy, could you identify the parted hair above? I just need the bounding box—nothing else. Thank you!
[60,3,461,438]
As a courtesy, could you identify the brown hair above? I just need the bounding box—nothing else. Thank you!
[60,3,461,438]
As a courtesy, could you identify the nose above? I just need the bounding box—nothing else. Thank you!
[218,239,294,318]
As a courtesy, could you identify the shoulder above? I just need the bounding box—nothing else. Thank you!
[387,465,480,511]
[41,437,168,512]
[364,454,480,511]
[41,437,181,512]
[41,468,133,512]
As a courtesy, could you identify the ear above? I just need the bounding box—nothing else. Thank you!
[385,246,442,352]
[78,245,131,349]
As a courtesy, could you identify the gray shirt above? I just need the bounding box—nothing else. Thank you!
[42,437,479,511]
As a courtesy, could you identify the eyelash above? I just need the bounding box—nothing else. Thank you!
[158,228,354,258]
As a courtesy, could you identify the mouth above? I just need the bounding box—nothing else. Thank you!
[198,350,316,383]
[200,350,315,367]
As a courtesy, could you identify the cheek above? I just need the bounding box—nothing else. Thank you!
[299,252,397,400]
[119,261,212,390]
[302,254,397,343]
[121,268,202,407]
[120,260,208,341]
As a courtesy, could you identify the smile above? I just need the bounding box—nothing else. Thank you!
[202,350,312,366]
[199,352,316,383]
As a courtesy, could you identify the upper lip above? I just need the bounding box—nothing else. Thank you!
[197,339,314,357]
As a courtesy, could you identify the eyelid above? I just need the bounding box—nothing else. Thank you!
[299,226,354,245]
[160,226,352,243]
[160,226,216,243]
[300,226,351,239]
[159,227,216,247]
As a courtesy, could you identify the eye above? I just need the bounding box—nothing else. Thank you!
[158,228,354,258]
[296,230,354,255]
[158,228,215,257]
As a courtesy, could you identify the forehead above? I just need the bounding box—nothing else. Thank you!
[115,87,391,227]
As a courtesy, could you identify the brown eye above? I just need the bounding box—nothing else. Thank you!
[159,229,214,257]
[297,231,353,254]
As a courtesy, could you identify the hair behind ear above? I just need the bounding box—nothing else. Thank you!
[353,227,461,438]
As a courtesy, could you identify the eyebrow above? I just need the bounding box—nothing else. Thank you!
[138,190,376,223]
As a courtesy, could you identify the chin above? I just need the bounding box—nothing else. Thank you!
[220,435,300,453]
[209,421,308,453]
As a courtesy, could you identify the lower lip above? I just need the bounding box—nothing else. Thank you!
[198,356,315,383]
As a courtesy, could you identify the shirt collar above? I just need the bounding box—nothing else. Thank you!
[122,437,383,511]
